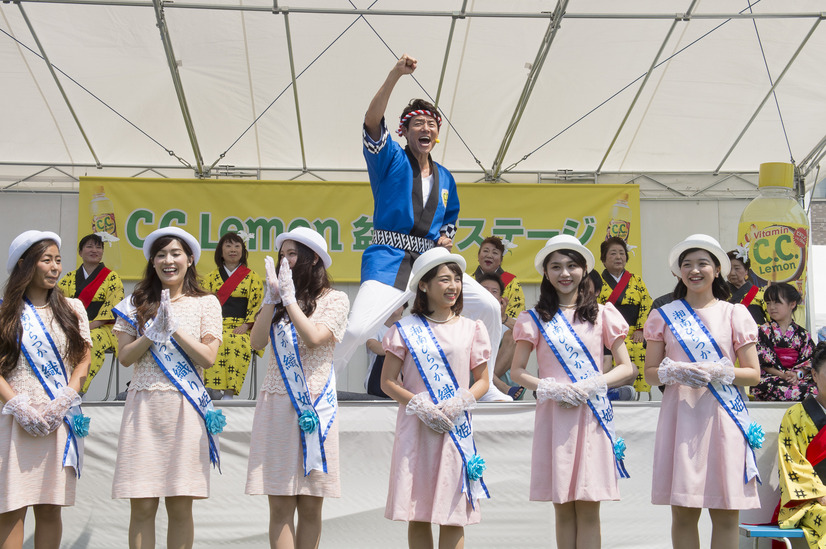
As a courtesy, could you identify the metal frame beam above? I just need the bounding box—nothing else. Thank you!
[596,17,679,173]
[490,0,568,180]
[281,11,307,172]
[151,0,206,176]
[434,1,468,108]
[714,16,822,174]
[17,4,100,168]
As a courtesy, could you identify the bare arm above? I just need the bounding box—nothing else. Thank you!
[250,304,274,351]
[603,337,634,387]
[116,331,152,367]
[733,342,761,386]
[67,346,91,393]
[510,340,539,391]
[172,329,220,369]
[0,376,17,404]
[644,340,665,387]
[468,363,489,401]
[284,302,334,349]
[366,338,385,356]
[364,54,417,141]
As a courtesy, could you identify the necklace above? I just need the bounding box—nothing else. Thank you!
[559,303,577,309]
[423,312,456,324]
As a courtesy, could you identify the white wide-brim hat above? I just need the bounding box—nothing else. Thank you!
[668,233,730,278]
[533,235,595,275]
[407,247,467,292]
[143,227,201,264]
[7,230,62,274]
[275,227,332,269]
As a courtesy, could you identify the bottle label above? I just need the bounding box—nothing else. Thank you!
[606,219,630,241]
[93,213,119,237]
[738,221,808,294]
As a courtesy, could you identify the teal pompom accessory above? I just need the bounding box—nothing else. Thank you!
[466,454,486,481]
[205,409,227,434]
[71,414,90,438]
[613,437,626,460]
[747,422,764,449]
[298,410,320,434]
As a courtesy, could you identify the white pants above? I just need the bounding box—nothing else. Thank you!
[333,275,508,399]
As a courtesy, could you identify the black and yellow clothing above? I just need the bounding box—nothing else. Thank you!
[729,281,768,326]
[472,266,525,319]
[593,269,652,392]
[57,264,124,393]
[778,400,826,548]
[203,266,264,395]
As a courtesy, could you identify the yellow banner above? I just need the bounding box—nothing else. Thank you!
[78,177,641,283]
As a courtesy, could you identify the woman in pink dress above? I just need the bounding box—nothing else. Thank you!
[643,234,761,549]
[380,247,491,549]
[510,235,632,549]
[0,230,91,549]
[112,227,223,549]
[247,227,349,549]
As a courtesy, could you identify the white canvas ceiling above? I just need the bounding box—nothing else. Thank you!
[3,0,826,192]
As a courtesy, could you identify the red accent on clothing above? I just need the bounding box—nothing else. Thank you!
[500,271,516,288]
[741,284,759,307]
[775,347,800,369]
[606,271,632,305]
[77,267,111,309]
[216,265,251,306]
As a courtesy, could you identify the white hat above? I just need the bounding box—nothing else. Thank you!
[668,234,730,278]
[407,247,467,292]
[143,227,201,264]
[275,227,332,269]
[533,235,595,275]
[7,230,62,274]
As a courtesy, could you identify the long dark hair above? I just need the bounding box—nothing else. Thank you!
[0,239,87,377]
[410,262,464,317]
[672,248,731,300]
[214,232,248,269]
[535,250,598,324]
[272,240,331,325]
[132,236,208,331]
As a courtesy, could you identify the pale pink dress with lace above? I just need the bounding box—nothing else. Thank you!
[644,300,760,509]
[0,298,92,513]
[111,294,222,499]
[245,289,349,497]
[512,304,628,503]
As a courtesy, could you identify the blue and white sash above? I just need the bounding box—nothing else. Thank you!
[657,299,762,484]
[18,298,86,477]
[270,319,337,476]
[113,297,225,471]
[529,309,630,478]
[395,315,490,507]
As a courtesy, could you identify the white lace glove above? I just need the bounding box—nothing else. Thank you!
[2,394,49,436]
[536,377,589,407]
[699,357,736,385]
[278,258,297,307]
[438,388,477,424]
[574,375,608,400]
[144,289,178,344]
[43,386,82,432]
[658,357,712,388]
[262,256,281,305]
[406,392,453,433]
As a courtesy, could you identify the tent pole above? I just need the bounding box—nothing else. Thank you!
[17,4,101,168]
[596,18,679,174]
[490,0,568,180]
[282,11,308,173]
[152,0,206,177]
[434,0,468,109]
[714,17,822,175]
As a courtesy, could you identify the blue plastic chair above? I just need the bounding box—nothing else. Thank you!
[738,524,806,549]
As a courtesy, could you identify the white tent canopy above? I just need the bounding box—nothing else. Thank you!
[3,0,826,192]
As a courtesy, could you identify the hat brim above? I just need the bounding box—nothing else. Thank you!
[668,237,730,278]
[7,230,61,274]
[533,241,594,275]
[143,227,201,264]
[275,229,332,269]
[408,252,467,292]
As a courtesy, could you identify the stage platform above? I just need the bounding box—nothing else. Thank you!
[17,401,799,548]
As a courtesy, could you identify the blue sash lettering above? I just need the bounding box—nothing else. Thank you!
[270,319,337,476]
